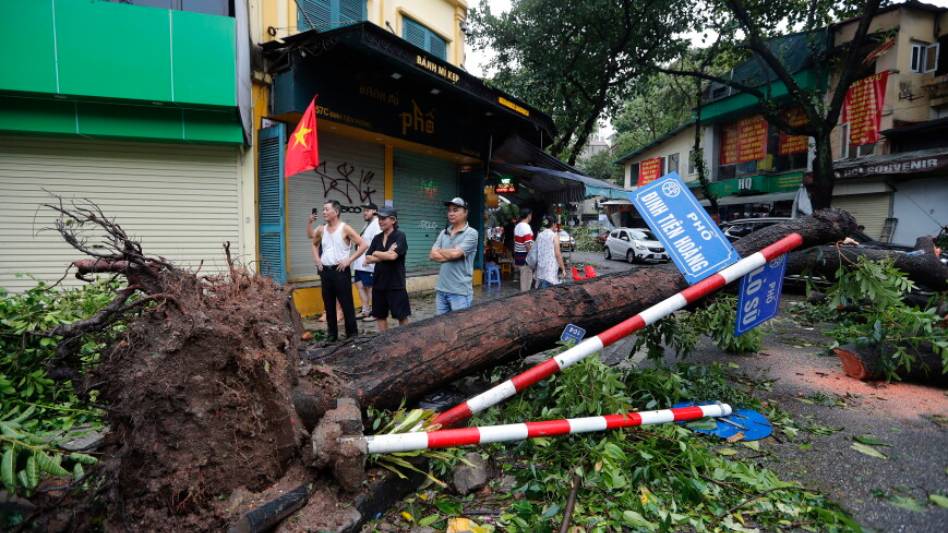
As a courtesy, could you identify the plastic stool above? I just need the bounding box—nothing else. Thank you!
[583,265,598,279]
[485,262,502,287]
[500,262,513,279]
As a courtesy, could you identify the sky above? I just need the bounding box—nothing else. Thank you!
[462,0,948,138]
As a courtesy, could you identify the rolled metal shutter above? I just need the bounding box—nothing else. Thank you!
[831,193,891,240]
[392,150,458,273]
[285,132,384,281]
[0,135,241,293]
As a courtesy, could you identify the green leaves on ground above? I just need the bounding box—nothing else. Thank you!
[929,493,948,509]
[853,434,888,447]
[851,442,887,460]
[824,257,948,380]
[0,280,116,495]
[380,357,858,532]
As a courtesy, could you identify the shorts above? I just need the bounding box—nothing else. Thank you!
[371,288,411,320]
[353,270,374,287]
[513,251,528,266]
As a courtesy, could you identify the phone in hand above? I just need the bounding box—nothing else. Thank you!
[312,208,319,216]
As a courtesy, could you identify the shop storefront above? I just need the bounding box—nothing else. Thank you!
[258,23,555,313]
[834,147,948,244]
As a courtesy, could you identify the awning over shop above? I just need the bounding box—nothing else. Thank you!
[262,23,555,157]
[491,136,628,201]
[833,147,948,179]
[493,163,628,203]
[700,191,796,206]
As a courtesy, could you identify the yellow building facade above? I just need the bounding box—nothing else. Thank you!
[243,1,554,317]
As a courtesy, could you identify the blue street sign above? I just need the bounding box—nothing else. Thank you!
[560,324,586,346]
[630,172,739,284]
[735,255,787,336]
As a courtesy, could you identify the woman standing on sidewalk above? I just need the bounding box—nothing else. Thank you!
[534,216,567,289]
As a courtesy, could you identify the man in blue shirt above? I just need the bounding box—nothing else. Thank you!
[429,197,479,314]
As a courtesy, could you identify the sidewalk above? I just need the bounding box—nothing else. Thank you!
[302,250,636,335]
[302,281,522,334]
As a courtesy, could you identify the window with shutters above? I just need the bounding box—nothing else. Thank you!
[298,0,366,32]
[402,17,448,61]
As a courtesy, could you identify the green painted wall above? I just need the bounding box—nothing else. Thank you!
[700,69,825,122]
[0,0,236,108]
[0,95,242,144]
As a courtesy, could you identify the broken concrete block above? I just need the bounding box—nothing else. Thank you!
[452,452,489,495]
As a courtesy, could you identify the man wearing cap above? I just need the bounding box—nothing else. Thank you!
[364,207,410,331]
[429,197,479,314]
[352,202,382,320]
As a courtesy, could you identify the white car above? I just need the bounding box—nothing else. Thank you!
[605,228,668,263]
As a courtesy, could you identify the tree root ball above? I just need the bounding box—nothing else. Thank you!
[96,273,306,531]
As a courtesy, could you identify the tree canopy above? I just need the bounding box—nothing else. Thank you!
[468,0,694,165]
[470,0,884,207]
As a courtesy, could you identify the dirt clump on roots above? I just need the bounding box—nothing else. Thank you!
[93,270,306,530]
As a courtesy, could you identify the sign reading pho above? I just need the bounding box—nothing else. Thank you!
[560,324,587,346]
[630,172,738,284]
[735,255,787,336]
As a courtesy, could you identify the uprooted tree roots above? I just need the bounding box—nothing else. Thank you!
[45,199,306,531]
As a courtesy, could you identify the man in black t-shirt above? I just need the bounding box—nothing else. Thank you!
[364,207,411,331]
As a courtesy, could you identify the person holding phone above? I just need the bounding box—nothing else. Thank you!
[307,200,368,341]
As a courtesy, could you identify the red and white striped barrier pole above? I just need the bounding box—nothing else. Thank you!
[433,233,803,427]
[364,403,731,454]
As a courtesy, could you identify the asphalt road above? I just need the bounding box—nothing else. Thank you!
[669,303,948,532]
[564,251,948,530]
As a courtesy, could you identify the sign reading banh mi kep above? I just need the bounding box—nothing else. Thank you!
[637,157,664,186]
[630,172,739,284]
[735,255,787,336]
[841,71,889,146]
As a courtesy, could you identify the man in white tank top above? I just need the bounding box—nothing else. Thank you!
[307,200,368,341]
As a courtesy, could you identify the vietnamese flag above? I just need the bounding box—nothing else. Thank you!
[285,97,319,179]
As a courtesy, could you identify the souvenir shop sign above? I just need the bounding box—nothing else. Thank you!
[778,108,809,155]
[637,157,664,186]
[720,115,768,165]
[841,71,889,146]
[630,172,738,284]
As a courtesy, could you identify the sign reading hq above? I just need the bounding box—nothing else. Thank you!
[630,172,738,284]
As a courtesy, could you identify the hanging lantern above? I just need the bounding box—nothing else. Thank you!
[484,185,499,208]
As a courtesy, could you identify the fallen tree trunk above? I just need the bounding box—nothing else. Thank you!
[785,242,948,292]
[834,343,947,385]
[298,209,857,417]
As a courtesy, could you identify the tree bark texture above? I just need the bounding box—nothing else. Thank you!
[300,210,857,413]
[834,344,947,385]
[785,244,948,292]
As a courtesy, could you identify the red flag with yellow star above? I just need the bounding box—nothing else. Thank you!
[285,97,319,179]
